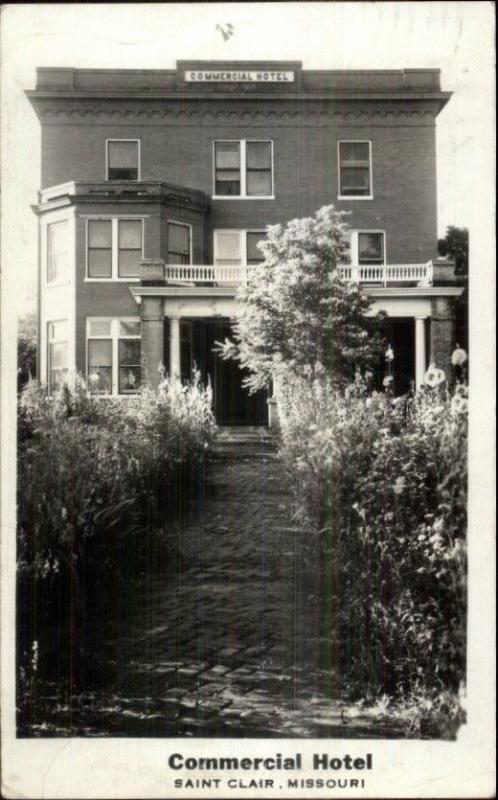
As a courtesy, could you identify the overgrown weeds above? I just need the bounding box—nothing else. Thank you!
[17,374,215,725]
[277,374,467,736]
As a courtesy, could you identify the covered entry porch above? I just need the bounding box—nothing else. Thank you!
[131,266,463,424]
[133,285,268,427]
[165,317,268,426]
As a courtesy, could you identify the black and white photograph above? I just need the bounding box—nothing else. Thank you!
[0,2,495,798]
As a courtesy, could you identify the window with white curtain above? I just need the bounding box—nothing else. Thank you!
[214,230,268,265]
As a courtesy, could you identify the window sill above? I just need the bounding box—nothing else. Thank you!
[212,196,275,201]
[46,281,70,288]
[338,196,374,201]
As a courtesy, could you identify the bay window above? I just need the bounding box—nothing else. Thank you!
[47,320,68,393]
[47,220,68,283]
[118,220,142,278]
[87,318,141,395]
[167,222,192,264]
[86,218,143,280]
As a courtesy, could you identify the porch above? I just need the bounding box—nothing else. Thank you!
[131,257,463,424]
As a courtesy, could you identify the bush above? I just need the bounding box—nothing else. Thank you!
[18,373,215,575]
[277,375,467,707]
[17,374,215,696]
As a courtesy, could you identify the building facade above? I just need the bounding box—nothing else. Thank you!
[28,61,463,425]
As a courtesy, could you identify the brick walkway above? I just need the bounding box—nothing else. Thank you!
[27,435,405,738]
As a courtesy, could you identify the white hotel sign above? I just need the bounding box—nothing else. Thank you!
[185,70,295,83]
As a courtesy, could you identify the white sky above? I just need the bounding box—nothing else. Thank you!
[0,1,495,313]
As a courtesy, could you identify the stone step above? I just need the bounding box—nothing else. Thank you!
[214,426,274,446]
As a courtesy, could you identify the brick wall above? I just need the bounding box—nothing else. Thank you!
[40,98,439,265]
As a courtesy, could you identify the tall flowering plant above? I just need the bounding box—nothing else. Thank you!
[278,372,468,707]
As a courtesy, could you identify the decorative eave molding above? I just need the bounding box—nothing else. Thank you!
[38,106,438,123]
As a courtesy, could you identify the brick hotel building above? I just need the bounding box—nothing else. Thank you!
[27,61,463,425]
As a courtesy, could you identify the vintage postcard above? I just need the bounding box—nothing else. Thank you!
[0,2,495,798]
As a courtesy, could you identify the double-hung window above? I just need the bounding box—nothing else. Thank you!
[213,230,267,265]
[87,218,143,280]
[87,318,141,396]
[214,141,273,198]
[47,320,69,393]
[47,220,68,284]
[167,222,192,264]
[358,232,385,265]
[350,231,385,266]
[338,141,372,198]
[106,139,140,180]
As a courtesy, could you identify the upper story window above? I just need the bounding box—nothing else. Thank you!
[338,141,372,199]
[214,140,273,198]
[167,222,192,264]
[246,231,267,265]
[47,319,68,393]
[47,220,68,283]
[87,318,141,396]
[213,230,268,265]
[118,220,142,277]
[106,139,140,180]
[86,218,143,280]
[351,231,385,265]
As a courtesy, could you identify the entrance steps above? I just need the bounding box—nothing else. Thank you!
[212,426,275,454]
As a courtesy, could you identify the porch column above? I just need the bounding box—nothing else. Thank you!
[140,296,164,390]
[169,316,181,378]
[415,316,427,390]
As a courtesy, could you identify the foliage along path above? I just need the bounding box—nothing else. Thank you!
[26,430,407,738]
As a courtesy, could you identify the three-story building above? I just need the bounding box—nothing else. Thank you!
[27,60,463,425]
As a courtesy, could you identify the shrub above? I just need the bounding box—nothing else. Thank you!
[18,373,215,576]
[17,373,215,692]
[277,375,467,705]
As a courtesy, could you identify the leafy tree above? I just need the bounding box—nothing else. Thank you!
[437,226,469,349]
[217,205,385,392]
[18,312,37,392]
[437,226,469,277]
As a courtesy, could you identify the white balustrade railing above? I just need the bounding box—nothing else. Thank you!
[164,263,246,284]
[338,262,433,286]
[163,262,433,287]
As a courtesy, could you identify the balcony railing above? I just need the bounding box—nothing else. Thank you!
[337,262,433,287]
[164,264,243,284]
[162,262,434,287]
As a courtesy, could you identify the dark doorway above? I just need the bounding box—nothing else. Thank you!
[369,317,415,396]
[382,318,415,396]
[173,319,268,426]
